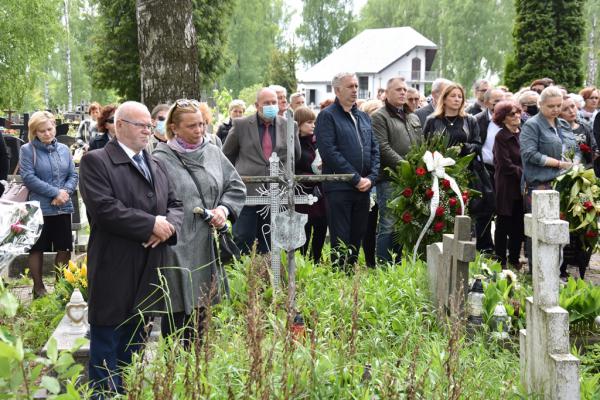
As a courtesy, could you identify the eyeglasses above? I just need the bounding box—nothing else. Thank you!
[175,99,200,109]
[106,118,114,124]
[508,110,522,117]
[120,118,153,131]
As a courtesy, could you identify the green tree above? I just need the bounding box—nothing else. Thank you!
[505,0,585,91]
[0,0,62,110]
[358,0,514,90]
[295,0,356,66]
[263,44,298,95]
[582,0,599,86]
[220,0,285,95]
[88,0,234,101]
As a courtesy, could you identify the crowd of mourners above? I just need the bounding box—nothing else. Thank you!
[12,73,600,397]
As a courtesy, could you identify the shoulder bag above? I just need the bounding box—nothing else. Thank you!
[1,146,36,202]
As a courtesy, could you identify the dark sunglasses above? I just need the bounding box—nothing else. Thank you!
[157,116,166,121]
[508,110,522,117]
[106,118,114,124]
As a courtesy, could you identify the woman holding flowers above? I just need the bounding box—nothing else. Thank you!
[422,83,481,156]
[492,101,524,270]
[153,99,246,343]
[520,86,581,277]
[20,111,78,298]
[559,94,598,172]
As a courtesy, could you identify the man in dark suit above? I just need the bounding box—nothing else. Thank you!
[466,79,490,115]
[79,101,183,395]
[474,88,504,253]
[415,78,452,126]
[222,87,300,253]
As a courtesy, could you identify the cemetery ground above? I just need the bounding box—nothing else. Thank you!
[1,243,599,399]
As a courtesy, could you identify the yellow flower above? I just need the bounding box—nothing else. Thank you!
[63,268,76,284]
[80,263,87,278]
[81,279,88,288]
[68,260,78,273]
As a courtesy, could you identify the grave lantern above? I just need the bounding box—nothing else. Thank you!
[467,276,485,325]
[491,302,510,339]
[66,288,88,335]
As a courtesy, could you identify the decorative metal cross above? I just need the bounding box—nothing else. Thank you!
[241,109,353,301]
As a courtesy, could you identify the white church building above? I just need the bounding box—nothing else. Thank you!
[297,26,438,107]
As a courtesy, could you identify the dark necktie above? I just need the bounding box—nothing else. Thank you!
[262,122,272,160]
[133,153,152,183]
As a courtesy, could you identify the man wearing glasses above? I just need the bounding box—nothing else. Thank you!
[466,79,490,115]
[79,101,183,396]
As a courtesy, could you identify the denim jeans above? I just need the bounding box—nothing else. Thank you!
[376,181,401,262]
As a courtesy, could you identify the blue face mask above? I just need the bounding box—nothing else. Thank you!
[155,120,166,135]
[262,104,279,120]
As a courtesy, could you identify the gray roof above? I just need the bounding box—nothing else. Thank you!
[299,26,437,83]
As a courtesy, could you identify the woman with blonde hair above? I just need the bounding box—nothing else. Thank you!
[216,99,246,142]
[20,111,78,297]
[152,99,245,342]
[422,83,481,155]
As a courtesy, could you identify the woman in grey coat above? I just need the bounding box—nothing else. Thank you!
[153,99,246,342]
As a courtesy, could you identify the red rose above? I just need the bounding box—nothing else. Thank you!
[441,179,451,189]
[449,197,458,207]
[560,212,566,220]
[583,201,594,211]
[435,206,445,217]
[580,143,592,153]
[462,195,468,203]
[415,167,426,176]
[456,207,463,215]
[585,230,597,238]
[425,188,434,200]
[462,191,469,199]
[433,221,445,232]
[10,223,23,235]
[402,188,413,198]
[402,212,412,223]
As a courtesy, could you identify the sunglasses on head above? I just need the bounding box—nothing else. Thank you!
[175,99,200,109]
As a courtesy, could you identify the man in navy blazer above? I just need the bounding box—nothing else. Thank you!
[79,101,183,396]
[222,87,300,253]
[315,72,380,269]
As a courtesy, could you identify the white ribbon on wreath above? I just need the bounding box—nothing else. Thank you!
[412,151,465,263]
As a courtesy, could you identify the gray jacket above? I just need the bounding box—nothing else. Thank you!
[153,141,246,314]
[520,113,581,187]
[371,105,422,181]
[222,114,300,196]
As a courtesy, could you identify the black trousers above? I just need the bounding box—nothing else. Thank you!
[362,203,378,268]
[161,309,206,347]
[325,190,370,269]
[302,216,328,262]
[494,199,524,267]
[474,163,495,252]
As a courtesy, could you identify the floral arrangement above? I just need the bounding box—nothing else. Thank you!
[54,258,88,304]
[0,201,43,268]
[387,135,478,257]
[553,165,600,252]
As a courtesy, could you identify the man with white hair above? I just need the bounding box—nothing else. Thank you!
[415,78,453,126]
[79,101,184,395]
[289,92,306,111]
[269,84,289,116]
[315,72,380,270]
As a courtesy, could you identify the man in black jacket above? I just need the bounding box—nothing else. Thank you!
[474,88,504,253]
[466,79,490,115]
[315,72,380,269]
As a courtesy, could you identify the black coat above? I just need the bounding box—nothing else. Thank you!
[466,102,484,116]
[79,139,184,326]
[493,128,522,216]
[415,103,435,126]
[475,110,491,144]
[88,132,110,150]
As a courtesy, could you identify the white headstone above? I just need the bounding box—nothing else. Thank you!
[521,190,579,399]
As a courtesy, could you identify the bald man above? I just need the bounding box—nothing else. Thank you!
[222,88,300,254]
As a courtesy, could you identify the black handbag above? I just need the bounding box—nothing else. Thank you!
[468,152,495,215]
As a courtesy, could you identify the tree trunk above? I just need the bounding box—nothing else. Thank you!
[64,0,73,111]
[136,0,200,110]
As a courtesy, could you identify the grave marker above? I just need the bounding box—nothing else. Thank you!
[520,190,579,399]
